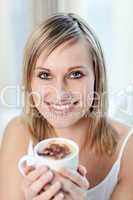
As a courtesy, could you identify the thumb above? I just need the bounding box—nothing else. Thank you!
[77,165,87,176]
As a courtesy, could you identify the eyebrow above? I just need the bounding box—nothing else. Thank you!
[35,65,88,72]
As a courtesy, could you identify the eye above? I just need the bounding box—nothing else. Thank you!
[68,71,84,79]
[38,72,52,80]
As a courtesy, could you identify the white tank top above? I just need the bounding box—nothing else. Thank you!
[27,129,133,200]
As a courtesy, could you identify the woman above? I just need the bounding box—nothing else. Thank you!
[0,13,133,200]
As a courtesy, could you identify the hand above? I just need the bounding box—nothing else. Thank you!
[22,165,63,200]
[52,165,89,200]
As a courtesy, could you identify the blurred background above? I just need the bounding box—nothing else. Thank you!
[0,0,133,140]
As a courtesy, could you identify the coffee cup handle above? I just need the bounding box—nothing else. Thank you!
[18,155,37,176]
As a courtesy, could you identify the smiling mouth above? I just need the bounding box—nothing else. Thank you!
[44,101,79,112]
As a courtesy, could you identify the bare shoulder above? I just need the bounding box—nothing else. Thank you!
[109,118,133,183]
[0,115,31,154]
[0,115,32,199]
[108,117,132,139]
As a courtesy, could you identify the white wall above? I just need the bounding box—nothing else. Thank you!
[0,0,33,138]
[57,0,89,21]
[0,0,33,108]
[111,0,133,91]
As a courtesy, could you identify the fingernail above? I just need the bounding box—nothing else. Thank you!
[83,167,87,175]
[47,171,53,178]
[59,193,64,199]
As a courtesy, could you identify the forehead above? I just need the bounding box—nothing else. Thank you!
[36,38,93,70]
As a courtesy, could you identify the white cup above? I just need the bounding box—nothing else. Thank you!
[18,137,79,176]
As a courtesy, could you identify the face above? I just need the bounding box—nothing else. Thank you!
[31,38,95,129]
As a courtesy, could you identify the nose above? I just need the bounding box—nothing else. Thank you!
[54,78,72,103]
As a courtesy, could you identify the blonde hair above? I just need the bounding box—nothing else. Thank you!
[22,12,118,155]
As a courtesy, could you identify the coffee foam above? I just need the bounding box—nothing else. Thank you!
[37,140,76,160]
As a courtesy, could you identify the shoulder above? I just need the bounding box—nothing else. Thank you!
[0,115,32,198]
[1,115,31,153]
[108,117,132,139]
[109,118,133,183]
[0,114,37,166]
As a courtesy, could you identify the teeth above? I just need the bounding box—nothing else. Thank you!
[51,104,71,110]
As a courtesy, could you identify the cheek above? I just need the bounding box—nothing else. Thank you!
[30,80,44,106]
[83,80,95,107]
[31,81,55,105]
[31,79,47,96]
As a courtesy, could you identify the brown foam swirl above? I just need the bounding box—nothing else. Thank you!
[37,143,71,160]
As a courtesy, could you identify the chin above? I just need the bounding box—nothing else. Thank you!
[48,119,77,129]
[41,110,85,129]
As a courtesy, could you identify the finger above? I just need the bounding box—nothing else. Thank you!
[58,168,89,189]
[34,181,62,200]
[77,165,87,176]
[23,165,35,176]
[38,183,52,195]
[24,165,49,187]
[56,175,86,200]
[52,192,64,200]
[60,191,70,200]
[29,170,54,196]
[44,183,51,190]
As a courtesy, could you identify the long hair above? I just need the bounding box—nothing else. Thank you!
[22,12,118,155]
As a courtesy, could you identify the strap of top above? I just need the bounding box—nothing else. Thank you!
[118,128,133,161]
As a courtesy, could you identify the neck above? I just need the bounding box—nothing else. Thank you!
[52,116,90,152]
